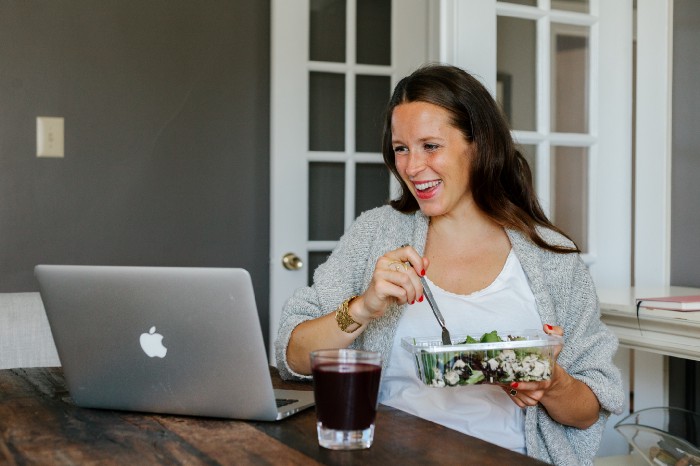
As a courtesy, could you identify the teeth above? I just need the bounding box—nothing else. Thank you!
[415,180,441,191]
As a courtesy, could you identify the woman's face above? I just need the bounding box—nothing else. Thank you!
[391,101,475,219]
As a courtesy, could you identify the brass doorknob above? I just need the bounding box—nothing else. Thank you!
[282,252,303,271]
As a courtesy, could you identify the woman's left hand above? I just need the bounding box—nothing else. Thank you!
[501,323,601,429]
[501,323,564,408]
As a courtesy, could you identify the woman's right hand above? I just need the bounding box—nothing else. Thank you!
[351,244,430,325]
[286,245,428,375]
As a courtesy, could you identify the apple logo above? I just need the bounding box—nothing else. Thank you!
[139,326,168,358]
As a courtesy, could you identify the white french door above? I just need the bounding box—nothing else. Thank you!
[269,0,436,357]
[441,0,633,290]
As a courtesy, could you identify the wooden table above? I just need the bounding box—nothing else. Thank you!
[0,367,545,465]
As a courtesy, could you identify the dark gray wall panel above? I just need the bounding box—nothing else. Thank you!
[0,1,271,344]
[671,0,700,288]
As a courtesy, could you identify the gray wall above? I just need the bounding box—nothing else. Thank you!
[670,0,700,415]
[671,0,700,288]
[0,1,272,344]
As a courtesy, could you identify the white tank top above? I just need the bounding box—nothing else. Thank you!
[378,250,541,454]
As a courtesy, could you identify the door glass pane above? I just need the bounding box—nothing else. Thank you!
[519,144,538,189]
[356,0,391,65]
[309,162,345,241]
[356,75,391,153]
[551,25,589,133]
[310,0,346,62]
[496,72,513,125]
[551,0,589,14]
[308,251,332,286]
[501,0,537,5]
[355,163,390,217]
[497,16,537,131]
[551,146,588,252]
[309,72,345,151]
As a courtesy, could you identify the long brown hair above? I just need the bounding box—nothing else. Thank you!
[382,64,579,254]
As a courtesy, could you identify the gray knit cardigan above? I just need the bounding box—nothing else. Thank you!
[275,206,625,465]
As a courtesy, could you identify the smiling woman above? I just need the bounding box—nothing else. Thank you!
[275,64,624,466]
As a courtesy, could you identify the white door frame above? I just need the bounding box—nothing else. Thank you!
[634,0,673,288]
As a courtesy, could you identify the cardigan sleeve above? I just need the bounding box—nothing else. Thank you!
[511,228,625,464]
[273,207,387,381]
[559,256,625,416]
[531,253,626,465]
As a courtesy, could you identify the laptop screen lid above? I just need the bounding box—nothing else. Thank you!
[35,265,313,421]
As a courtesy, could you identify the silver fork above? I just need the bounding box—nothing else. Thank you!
[419,275,452,346]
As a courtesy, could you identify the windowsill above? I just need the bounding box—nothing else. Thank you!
[598,286,700,361]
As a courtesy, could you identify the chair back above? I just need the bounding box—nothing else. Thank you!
[0,292,60,369]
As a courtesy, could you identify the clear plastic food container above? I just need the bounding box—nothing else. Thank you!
[401,330,562,387]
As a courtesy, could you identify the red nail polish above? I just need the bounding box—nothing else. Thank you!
[418,295,424,302]
[421,269,426,276]
[410,300,415,305]
[511,382,519,388]
[545,324,553,331]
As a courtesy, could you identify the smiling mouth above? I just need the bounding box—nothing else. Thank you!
[414,180,442,192]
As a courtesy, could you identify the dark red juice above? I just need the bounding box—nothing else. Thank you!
[312,362,381,430]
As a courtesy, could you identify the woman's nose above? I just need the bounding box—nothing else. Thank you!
[404,153,425,177]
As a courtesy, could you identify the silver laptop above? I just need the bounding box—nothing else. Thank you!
[35,265,314,421]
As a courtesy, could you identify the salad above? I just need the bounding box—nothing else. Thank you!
[413,330,555,388]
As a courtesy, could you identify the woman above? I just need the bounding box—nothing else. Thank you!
[275,64,624,465]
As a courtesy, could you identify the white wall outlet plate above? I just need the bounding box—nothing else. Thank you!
[37,116,64,158]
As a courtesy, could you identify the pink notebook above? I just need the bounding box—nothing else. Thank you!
[635,295,700,311]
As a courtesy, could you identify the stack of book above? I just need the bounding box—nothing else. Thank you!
[635,295,700,312]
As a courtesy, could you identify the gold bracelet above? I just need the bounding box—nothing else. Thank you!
[335,295,361,333]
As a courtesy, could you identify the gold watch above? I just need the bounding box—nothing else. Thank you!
[335,295,361,333]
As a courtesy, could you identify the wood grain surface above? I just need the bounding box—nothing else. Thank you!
[0,367,546,465]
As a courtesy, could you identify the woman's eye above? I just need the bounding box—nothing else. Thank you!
[393,146,408,154]
[424,143,439,151]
